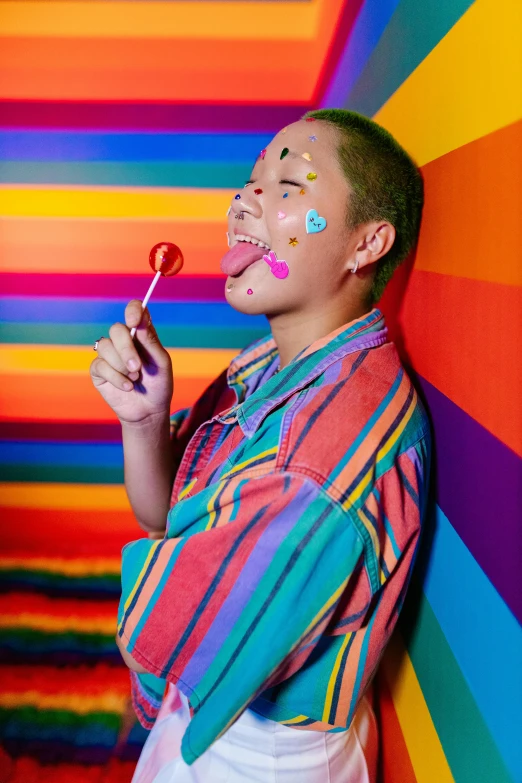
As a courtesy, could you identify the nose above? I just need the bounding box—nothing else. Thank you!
[230,188,262,221]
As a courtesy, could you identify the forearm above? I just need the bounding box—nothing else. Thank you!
[121,412,176,533]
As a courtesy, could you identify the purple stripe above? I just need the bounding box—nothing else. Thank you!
[180,481,318,688]
[0,273,226,302]
[0,421,122,443]
[0,101,309,132]
[418,376,522,623]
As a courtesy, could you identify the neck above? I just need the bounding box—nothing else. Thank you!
[268,301,372,370]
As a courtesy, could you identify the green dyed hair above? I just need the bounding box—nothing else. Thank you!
[303,108,424,302]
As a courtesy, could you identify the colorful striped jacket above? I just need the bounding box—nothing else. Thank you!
[117,308,431,765]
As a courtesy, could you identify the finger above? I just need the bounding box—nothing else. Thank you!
[109,321,142,373]
[124,299,146,331]
[90,356,134,392]
[96,335,139,378]
[127,305,171,371]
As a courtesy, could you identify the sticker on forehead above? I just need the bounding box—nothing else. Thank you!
[302,152,312,161]
[306,209,327,234]
[309,135,318,142]
[263,250,289,279]
[280,148,289,160]
[259,149,267,159]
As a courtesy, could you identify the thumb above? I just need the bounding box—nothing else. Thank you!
[125,301,170,369]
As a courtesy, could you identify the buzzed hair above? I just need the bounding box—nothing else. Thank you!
[303,108,424,303]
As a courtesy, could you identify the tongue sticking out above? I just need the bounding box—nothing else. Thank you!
[220,242,267,277]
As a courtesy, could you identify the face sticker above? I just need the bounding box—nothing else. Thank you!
[259,149,267,159]
[309,135,318,142]
[283,192,289,198]
[280,148,289,160]
[281,126,288,134]
[302,152,312,161]
[306,208,327,233]
[254,188,263,195]
[289,237,298,246]
[278,211,286,219]
[234,194,241,199]
[263,250,289,279]
[226,206,231,216]
[305,117,316,122]
[299,189,306,195]
[306,172,317,181]
[247,289,253,295]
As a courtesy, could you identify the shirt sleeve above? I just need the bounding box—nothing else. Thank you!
[117,471,364,764]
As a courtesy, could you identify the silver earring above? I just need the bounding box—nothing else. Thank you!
[351,258,359,274]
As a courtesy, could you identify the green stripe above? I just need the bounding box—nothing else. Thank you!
[0,464,124,484]
[0,322,268,350]
[0,707,121,730]
[345,0,474,116]
[0,161,250,189]
[400,581,513,783]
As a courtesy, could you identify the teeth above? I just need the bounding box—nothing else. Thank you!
[236,234,270,250]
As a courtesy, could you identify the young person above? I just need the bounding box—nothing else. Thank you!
[90,109,430,782]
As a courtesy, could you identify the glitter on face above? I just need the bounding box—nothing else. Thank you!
[260,149,267,159]
[289,237,298,246]
[305,117,316,122]
[302,152,312,161]
[278,211,286,219]
[281,127,288,134]
[283,192,289,198]
[254,188,263,195]
[234,194,241,199]
[309,135,318,142]
[306,172,317,181]
[299,189,306,195]
[247,289,253,295]
[280,148,289,160]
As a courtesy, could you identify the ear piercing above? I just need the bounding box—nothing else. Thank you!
[351,258,359,274]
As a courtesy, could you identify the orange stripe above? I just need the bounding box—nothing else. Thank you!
[375,669,417,783]
[417,120,522,287]
[1,508,137,557]
[0,592,116,620]
[0,37,320,101]
[401,270,522,456]
[1,217,226,276]
[0,374,210,423]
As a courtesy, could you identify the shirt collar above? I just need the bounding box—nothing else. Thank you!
[219,308,388,438]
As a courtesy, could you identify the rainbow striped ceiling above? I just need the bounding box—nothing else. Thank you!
[0,0,521,781]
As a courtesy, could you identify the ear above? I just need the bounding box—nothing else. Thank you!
[348,222,396,273]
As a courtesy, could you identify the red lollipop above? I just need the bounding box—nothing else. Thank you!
[130,242,184,337]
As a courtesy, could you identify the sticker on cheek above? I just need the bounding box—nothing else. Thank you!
[283,192,289,199]
[263,250,289,280]
[278,211,286,219]
[306,209,327,233]
[247,289,253,295]
[306,172,317,181]
[254,188,263,195]
[299,189,306,195]
[289,237,298,246]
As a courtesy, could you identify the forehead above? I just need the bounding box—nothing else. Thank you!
[266,120,343,176]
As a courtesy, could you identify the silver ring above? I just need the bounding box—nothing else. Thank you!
[93,337,104,352]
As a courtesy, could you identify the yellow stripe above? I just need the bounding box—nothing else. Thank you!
[0,345,235,379]
[375,0,522,166]
[342,390,417,512]
[0,613,115,634]
[0,185,231,219]
[322,632,352,722]
[119,539,162,623]
[0,482,129,510]
[221,446,278,479]
[205,481,227,531]
[0,1,319,40]
[281,714,312,725]
[0,556,121,576]
[0,691,128,715]
[380,631,455,782]
[178,477,198,502]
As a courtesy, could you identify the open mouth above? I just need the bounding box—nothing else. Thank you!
[233,233,271,251]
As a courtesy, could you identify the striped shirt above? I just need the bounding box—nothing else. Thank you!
[117,308,431,765]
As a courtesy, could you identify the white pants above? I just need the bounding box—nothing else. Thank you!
[132,684,378,783]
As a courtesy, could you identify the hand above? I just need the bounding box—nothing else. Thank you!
[90,300,173,424]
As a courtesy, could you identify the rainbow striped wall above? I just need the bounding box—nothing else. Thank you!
[0,1,521,781]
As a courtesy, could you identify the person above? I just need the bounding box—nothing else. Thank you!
[89,108,431,782]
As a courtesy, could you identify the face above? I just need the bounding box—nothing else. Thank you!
[222,120,355,318]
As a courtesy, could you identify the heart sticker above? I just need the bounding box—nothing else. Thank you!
[306,209,327,234]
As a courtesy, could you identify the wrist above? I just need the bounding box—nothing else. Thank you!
[119,410,170,434]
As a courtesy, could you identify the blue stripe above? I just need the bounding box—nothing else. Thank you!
[0,297,267,329]
[0,130,273,162]
[0,441,123,467]
[420,506,522,780]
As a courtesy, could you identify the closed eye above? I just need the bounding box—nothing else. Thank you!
[280,179,302,187]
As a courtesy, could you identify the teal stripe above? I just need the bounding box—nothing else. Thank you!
[0,161,250,189]
[0,322,268,350]
[400,585,513,783]
[419,506,522,779]
[0,464,123,484]
[345,0,475,116]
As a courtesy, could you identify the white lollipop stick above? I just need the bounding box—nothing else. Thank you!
[130,270,162,338]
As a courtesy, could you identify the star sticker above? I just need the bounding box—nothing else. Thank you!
[299,189,306,195]
[289,237,298,246]
[309,135,317,142]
